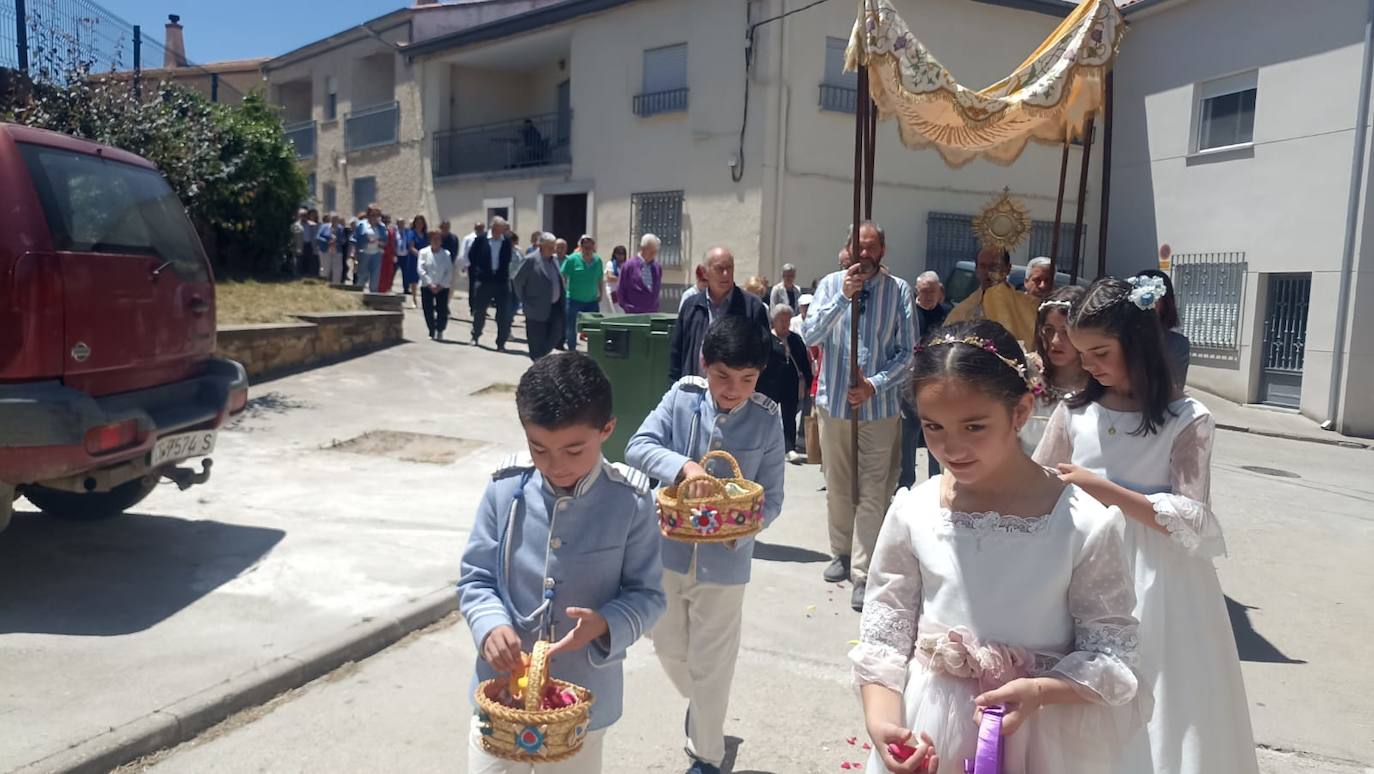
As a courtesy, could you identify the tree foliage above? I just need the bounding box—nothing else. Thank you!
[2,69,306,275]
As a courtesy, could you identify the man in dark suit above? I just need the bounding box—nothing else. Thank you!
[468,216,515,351]
[668,246,769,381]
[511,232,567,360]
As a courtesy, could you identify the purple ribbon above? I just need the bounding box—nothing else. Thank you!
[964,705,1003,774]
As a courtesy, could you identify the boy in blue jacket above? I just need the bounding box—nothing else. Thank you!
[625,316,786,774]
[459,352,666,774]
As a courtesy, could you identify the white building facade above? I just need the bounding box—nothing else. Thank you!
[407,0,1109,302]
[1107,0,1374,435]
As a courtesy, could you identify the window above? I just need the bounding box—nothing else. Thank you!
[306,173,316,206]
[18,143,208,281]
[635,43,688,116]
[923,212,978,283]
[631,190,684,266]
[322,182,336,213]
[325,76,338,121]
[1194,71,1257,152]
[1174,252,1247,351]
[820,37,858,113]
[352,176,377,215]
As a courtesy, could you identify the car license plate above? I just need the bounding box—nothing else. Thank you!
[150,430,217,467]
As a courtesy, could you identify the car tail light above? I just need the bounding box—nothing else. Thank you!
[228,387,249,415]
[84,420,141,456]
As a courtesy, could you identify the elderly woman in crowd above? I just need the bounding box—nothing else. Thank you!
[758,302,813,462]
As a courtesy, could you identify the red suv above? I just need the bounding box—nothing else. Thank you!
[0,124,248,531]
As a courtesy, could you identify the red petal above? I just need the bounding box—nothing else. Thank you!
[846,737,857,745]
[840,764,853,770]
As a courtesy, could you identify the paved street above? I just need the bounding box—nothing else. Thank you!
[5,308,1373,774]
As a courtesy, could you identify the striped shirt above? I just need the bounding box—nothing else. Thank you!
[801,268,915,421]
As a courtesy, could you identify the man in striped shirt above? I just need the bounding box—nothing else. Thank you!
[802,220,915,612]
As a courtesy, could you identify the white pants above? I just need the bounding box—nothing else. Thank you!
[652,568,748,767]
[467,716,606,774]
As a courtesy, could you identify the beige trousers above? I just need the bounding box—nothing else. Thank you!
[467,716,607,774]
[651,567,749,767]
[816,407,901,583]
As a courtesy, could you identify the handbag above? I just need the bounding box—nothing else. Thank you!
[804,409,822,464]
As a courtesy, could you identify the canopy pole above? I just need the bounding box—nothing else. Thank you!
[1096,71,1115,280]
[1050,140,1070,270]
[1070,115,1096,286]
[849,64,869,507]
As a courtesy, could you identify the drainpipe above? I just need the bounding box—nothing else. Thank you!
[1325,0,1374,431]
[770,2,790,283]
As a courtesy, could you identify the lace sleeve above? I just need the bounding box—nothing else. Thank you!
[1147,412,1226,558]
[849,493,922,693]
[1032,401,1073,467]
[1048,507,1139,707]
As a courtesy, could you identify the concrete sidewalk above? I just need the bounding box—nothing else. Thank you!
[1189,387,1371,449]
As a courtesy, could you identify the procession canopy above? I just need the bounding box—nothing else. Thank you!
[846,0,1125,167]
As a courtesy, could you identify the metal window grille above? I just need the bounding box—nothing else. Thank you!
[819,37,857,113]
[322,182,336,213]
[923,212,978,279]
[631,190,684,267]
[345,101,399,152]
[633,88,688,117]
[636,43,688,117]
[1174,252,1247,351]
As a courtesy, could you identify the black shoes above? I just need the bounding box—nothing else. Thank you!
[687,762,721,774]
[852,580,867,612]
[823,555,850,584]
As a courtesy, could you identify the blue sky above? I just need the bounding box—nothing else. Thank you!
[99,1,401,63]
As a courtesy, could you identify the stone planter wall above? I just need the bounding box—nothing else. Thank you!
[216,311,403,381]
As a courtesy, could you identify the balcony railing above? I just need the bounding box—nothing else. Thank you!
[345,101,400,152]
[633,87,689,117]
[433,112,572,178]
[819,83,858,114]
[284,119,316,159]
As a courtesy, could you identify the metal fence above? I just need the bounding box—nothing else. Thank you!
[345,100,399,152]
[1174,251,1247,351]
[433,112,570,177]
[284,119,315,159]
[924,212,978,279]
[0,0,243,101]
[633,87,688,117]
[818,83,857,114]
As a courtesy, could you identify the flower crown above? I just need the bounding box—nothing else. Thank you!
[917,334,1046,396]
[1038,299,1073,313]
[1126,275,1168,311]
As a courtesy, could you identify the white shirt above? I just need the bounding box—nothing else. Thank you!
[458,232,482,273]
[418,246,453,289]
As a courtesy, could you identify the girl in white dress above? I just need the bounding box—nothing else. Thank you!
[1019,286,1089,455]
[853,319,1141,774]
[1033,276,1259,774]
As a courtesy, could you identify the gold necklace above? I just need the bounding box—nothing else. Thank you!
[1102,406,1123,436]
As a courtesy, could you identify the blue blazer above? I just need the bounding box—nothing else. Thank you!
[457,455,666,732]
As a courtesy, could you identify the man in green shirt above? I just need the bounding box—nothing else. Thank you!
[560,234,603,350]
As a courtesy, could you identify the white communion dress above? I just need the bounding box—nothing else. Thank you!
[1034,397,1260,774]
[850,478,1143,773]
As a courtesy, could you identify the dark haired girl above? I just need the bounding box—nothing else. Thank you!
[1034,277,1259,774]
[853,319,1140,773]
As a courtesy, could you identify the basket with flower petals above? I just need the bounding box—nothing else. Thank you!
[656,451,766,544]
[474,640,595,763]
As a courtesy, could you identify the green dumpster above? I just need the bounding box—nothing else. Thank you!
[577,313,678,463]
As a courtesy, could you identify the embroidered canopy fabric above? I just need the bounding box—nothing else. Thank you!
[847,0,1125,167]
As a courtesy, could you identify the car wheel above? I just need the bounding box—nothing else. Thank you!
[23,477,159,521]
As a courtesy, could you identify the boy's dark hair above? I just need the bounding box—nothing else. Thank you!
[1067,278,1175,435]
[515,352,614,430]
[1034,285,1087,389]
[702,316,769,370]
[912,319,1029,410]
[1133,268,1180,330]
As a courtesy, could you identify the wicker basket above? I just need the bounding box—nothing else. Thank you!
[656,450,766,544]
[474,640,595,763]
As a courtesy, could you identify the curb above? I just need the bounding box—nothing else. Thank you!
[1214,421,1371,450]
[16,588,459,774]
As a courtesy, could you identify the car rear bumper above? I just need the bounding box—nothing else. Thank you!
[0,357,248,485]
